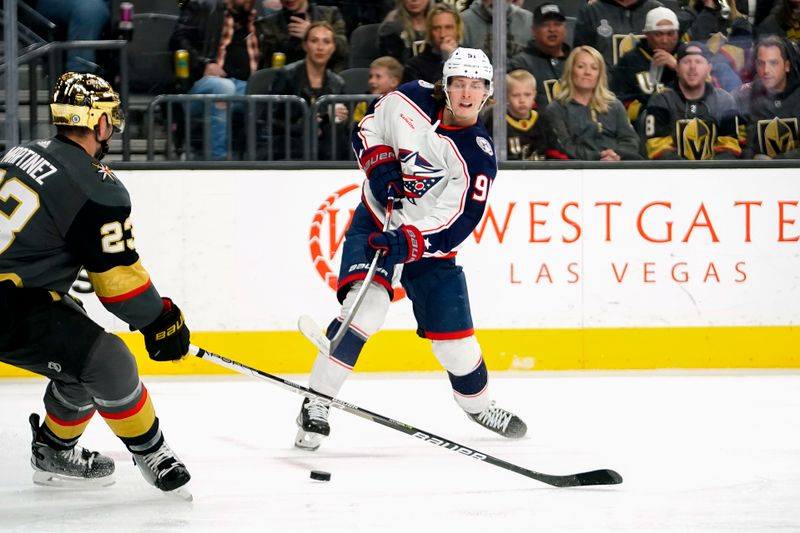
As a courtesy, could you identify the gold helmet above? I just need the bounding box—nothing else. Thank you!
[50,72,125,133]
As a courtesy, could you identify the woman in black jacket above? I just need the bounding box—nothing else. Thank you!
[269,21,349,159]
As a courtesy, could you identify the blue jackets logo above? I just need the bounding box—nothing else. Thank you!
[399,150,445,199]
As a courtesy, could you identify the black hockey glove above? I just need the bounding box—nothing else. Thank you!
[360,145,405,204]
[140,298,190,362]
[367,225,425,265]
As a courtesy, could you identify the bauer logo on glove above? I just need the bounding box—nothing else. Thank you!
[140,297,191,361]
[367,224,425,265]
[154,313,185,341]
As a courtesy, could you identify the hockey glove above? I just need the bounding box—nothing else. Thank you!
[140,298,190,362]
[360,145,404,204]
[367,225,425,265]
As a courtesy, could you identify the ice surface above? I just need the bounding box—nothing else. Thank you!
[1,370,799,533]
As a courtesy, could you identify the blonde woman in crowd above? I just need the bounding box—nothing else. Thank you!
[378,0,432,62]
[544,45,643,160]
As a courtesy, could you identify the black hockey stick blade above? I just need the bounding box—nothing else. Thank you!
[188,345,623,488]
[546,469,623,487]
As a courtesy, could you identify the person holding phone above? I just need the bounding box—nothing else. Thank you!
[257,0,349,71]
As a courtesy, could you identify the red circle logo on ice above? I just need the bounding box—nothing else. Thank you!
[309,185,406,301]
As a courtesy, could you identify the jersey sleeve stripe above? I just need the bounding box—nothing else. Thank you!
[89,259,152,302]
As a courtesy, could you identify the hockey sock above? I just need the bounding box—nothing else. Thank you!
[40,413,92,449]
[308,318,368,397]
[448,357,490,413]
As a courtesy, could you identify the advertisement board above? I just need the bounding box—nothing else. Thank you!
[2,167,797,376]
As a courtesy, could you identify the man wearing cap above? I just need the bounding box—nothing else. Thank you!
[643,41,742,159]
[573,0,666,67]
[611,6,680,123]
[507,2,570,110]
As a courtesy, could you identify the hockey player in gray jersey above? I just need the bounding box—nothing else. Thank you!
[295,48,527,452]
[0,73,191,496]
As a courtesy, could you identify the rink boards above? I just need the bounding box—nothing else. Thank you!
[1,167,798,376]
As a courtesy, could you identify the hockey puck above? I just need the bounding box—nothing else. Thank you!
[310,470,331,482]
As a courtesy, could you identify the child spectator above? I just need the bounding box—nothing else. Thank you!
[354,56,404,123]
[483,70,566,160]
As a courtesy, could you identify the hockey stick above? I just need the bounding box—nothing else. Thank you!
[189,344,623,488]
[299,191,396,356]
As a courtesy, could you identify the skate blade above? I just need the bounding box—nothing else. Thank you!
[165,485,193,502]
[294,428,324,451]
[32,469,115,488]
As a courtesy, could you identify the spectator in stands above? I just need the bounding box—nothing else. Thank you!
[378,0,432,63]
[483,69,567,159]
[735,35,800,158]
[33,0,110,73]
[643,42,742,159]
[573,0,665,66]
[169,0,263,160]
[679,0,755,93]
[461,0,534,59]
[545,45,643,160]
[707,18,756,91]
[757,0,800,40]
[257,0,349,71]
[507,2,570,111]
[269,22,350,159]
[402,3,462,83]
[316,0,395,36]
[354,56,404,122]
[611,6,680,124]
[681,0,753,40]
[738,0,779,27]
[256,0,284,16]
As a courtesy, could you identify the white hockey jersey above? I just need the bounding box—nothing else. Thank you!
[353,81,498,258]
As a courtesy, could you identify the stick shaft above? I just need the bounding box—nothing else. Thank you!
[329,195,395,353]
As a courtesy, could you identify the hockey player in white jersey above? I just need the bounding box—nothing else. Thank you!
[296,48,527,451]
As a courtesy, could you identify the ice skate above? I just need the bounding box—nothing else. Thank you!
[467,402,527,439]
[295,396,330,451]
[133,439,192,500]
[29,413,115,487]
